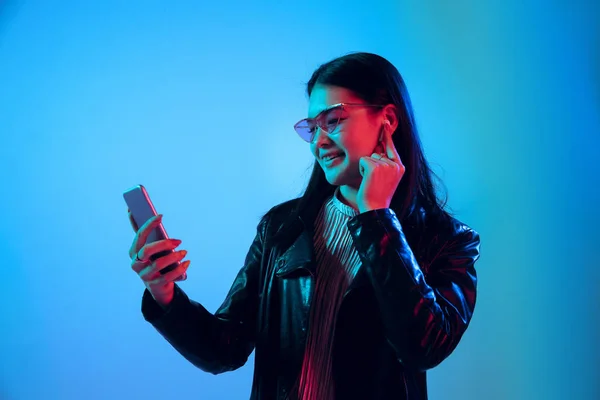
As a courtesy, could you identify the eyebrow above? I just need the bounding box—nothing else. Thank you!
[308,103,343,119]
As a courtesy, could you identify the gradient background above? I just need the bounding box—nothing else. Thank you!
[1,1,598,399]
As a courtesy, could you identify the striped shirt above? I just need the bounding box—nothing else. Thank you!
[295,188,362,400]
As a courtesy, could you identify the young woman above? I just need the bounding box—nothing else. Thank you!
[127,52,481,400]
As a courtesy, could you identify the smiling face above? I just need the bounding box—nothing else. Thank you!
[307,84,386,189]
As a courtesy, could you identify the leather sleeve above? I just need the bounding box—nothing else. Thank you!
[348,208,481,371]
[141,214,267,374]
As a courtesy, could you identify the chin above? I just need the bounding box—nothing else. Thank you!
[321,161,356,186]
[323,172,344,186]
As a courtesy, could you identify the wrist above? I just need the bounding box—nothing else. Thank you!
[150,288,174,309]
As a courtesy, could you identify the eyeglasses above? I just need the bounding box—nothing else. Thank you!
[293,102,384,143]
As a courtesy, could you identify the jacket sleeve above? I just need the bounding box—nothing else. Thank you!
[347,208,481,371]
[141,215,268,374]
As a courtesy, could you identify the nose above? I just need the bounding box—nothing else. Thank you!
[312,126,331,145]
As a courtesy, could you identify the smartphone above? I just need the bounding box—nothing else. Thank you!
[123,185,179,275]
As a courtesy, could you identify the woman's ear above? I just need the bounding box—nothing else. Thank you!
[382,105,399,133]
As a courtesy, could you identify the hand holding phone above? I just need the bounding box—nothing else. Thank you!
[124,185,190,307]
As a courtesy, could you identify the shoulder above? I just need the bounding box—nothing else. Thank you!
[255,198,302,237]
[438,212,478,242]
[414,204,477,235]
[263,198,300,224]
[266,198,301,217]
[409,206,480,256]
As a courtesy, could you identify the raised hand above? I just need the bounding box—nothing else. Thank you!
[128,212,190,307]
[356,122,405,213]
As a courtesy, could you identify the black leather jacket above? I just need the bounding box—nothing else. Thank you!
[141,199,481,399]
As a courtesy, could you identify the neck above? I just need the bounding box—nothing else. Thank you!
[338,185,360,211]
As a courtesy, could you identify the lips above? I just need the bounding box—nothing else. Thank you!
[321,152,344,162]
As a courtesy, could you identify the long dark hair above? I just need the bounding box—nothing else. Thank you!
[271,52,451,245]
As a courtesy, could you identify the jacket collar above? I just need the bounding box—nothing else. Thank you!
[274,202,393,299]
[273,193,422,287]
[273,217,370,294]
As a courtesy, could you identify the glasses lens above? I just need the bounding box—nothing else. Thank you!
[319,107,343,134]
[294,106,344,143]
[294,119,315,142]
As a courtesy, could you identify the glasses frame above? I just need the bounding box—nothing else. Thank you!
[293,102,384,143]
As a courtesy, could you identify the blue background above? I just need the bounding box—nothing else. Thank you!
[1,1,598,399]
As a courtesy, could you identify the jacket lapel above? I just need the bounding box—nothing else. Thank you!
[273,213,370,296]
[274,227,316,277]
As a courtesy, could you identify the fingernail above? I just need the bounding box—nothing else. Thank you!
[172,239,182,244]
